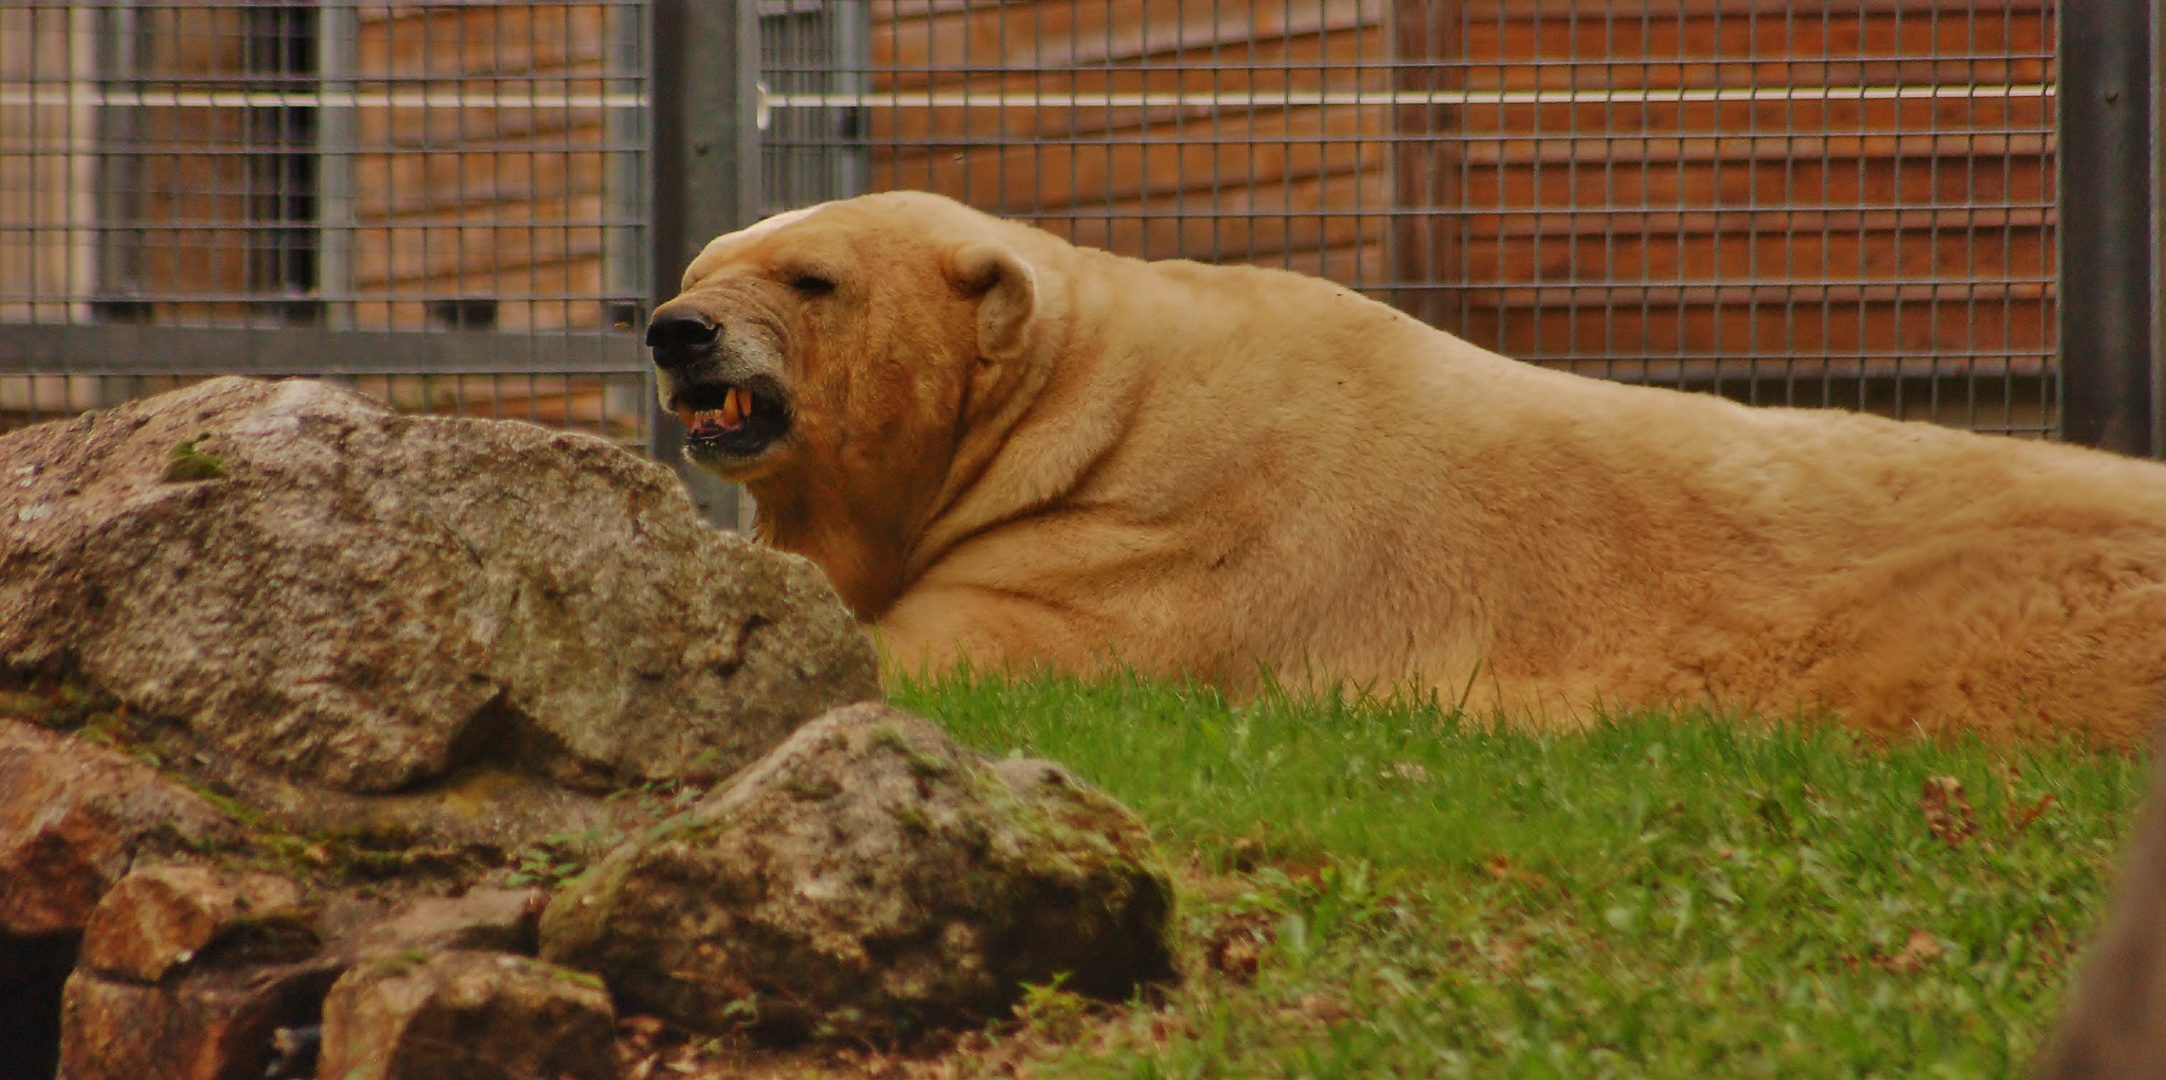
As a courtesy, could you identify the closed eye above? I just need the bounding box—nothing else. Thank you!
[788,273,836,297]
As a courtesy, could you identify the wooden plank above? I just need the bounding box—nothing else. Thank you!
[1444,279,2053,307]
[354,94,609,149]
[1449,131,2051,167]
[864,27,1387,143]
[1535,355,2054,384]
[1446,223,2050,284]
[1447,96,2053,138]
[1456,11,2050,74]
[356,147,608,219]
[871,104,1386,213]
[1027,169,1389,262]
[1448,153,2052,212]
[353,195,607,286]
[1452,204,2054,238]
[130,5,250,77]
[1443,293,2052,358]
[1450,56,2054,93]
[343,256,610,332]
[1250,240,1392,283]
[1454,0,2047,17]
[358,5,609,80]
[878,0,1379,88]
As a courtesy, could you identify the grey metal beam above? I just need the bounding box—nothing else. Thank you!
[0,324,645,376]
[647,0,762,527]
[2059,0,2157,455]
[2155,0,2166,459]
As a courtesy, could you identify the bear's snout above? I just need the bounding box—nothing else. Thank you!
[647,305,721,369]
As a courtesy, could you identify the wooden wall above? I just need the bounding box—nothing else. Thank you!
[1395,0,2050,381]
[351,4,618,332]
[861,0,2055,414]
[84,3,318,325]
[870,0,1394,283]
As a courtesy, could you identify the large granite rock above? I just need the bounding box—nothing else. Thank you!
[0,376,878,794]
[540,702,1176,1041]
[0,378,1176,1069]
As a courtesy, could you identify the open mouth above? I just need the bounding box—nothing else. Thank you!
[671,378,791,460]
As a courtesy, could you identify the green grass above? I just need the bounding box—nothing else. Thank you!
[891,672,2150,1079]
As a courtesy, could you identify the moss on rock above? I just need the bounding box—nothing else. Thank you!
[539,702,1176,1044]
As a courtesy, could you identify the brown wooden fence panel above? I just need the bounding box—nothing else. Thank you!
[758,0,2061,434]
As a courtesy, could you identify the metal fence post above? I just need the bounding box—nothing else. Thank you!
[2058,0,2157,456]
[2154,0,2166,460]
[648,0,762,527]
[315,1,356,333]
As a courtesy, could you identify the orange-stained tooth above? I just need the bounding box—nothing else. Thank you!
[723,387,742,427]
[741,390,754,417]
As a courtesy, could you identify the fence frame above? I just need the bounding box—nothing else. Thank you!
[2058,0,2159,456]
[0,3,659,434]
[2,0,2161,463]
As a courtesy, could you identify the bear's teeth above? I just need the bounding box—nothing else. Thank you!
[680,388,754,433]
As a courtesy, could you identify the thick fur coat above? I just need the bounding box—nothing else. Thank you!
[648,191,2166,744]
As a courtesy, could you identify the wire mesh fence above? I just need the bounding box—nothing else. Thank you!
[762,0,2059,435]
[0,0,654,443]
[0,0,2067,448]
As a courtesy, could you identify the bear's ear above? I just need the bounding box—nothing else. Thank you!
[950,243,1037,361]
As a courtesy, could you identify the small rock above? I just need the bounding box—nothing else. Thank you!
[540,702,1175,1041]
[264,1024,322,1080]
[317,950,620,1080]
[58,960,337,1080]
[0,722,237,938]
[329,887,543,959]
[78,864,312,984]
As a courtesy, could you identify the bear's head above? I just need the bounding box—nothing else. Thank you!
[646,191,1052,616]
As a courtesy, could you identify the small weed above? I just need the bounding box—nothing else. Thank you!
[1014,973,1091,1042]
[162,437,226,482]
[505,836,586,889]
[547,964,605,991]
[890,803,932,834]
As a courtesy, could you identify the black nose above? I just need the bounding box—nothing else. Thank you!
[645,309,719,351]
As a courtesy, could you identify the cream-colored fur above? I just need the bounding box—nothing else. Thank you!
[659,191,2166,744]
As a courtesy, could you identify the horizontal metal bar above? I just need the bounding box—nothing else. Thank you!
[0,90,645,110]
[763,55,2062,74]
[1559,356,2051,381]
[763,84,2056,110]
[0,325,647,376]
[0,83,2050,112]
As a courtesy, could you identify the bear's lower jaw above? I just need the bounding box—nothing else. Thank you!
[684,428,788,480]
[672,378,793,465]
